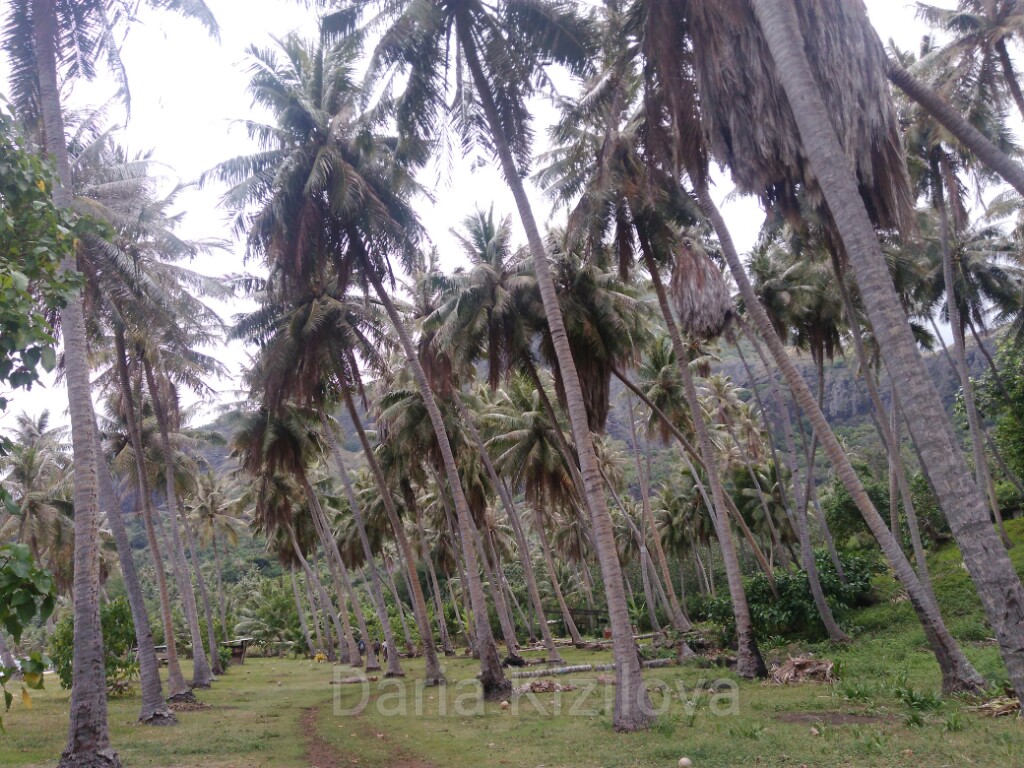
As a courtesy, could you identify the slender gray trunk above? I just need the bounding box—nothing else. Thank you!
[95,437,175,724]
[34,1,119,762]
[143,361,213,688]
[177,500,223,676]
[211,533,229,638]
[303,568,326,656]
[291,566,315,657]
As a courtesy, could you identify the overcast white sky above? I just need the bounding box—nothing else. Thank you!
[0,0,958,431]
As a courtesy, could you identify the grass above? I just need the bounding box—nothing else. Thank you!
[3,522,1024,767]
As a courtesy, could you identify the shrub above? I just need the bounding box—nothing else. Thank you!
[50,597,139,693]
[699,550,880,643]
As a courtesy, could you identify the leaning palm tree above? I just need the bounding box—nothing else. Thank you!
[343,0,653,726]
[4,1,217,760]
[209,31,499,696]
[671,0,1016,696]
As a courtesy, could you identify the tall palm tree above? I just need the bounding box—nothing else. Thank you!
[346,0,653,725]
[4,1,217,760]
[696,0,1019,697]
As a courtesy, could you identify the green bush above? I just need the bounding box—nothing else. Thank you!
[49,597,139,694]
[698,550,880,643]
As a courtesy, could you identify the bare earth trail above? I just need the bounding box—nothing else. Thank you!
[301,707,435,768]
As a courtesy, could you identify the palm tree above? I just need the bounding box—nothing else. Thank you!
[917,0,1024,120]
[346,0,652,725]
[210,30,480,690]
[4,1,217,759]
[692,0,1016,697]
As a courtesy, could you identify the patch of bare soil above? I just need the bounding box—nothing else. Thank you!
[301,707,435,768]
[167,699,210,713]
[775,711,891,726]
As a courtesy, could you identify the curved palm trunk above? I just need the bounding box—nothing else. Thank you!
[885,60,1024,197]
[388,557,418,656]
[832,257,936,599]
[95,444,176,724]
[113,332,190,700]
[642,254,766,678]
[696,152,986,694]
[995,39,1024,122]
[33,2,119,763]
[291,566,315,657]
[934,169,1011,548]
[406,487,457,656]
[455,395,563,661]
[367,270,501,694]
[534,513,585,646]
[177,500,223,675]
[143,361,213,688]
[315,408,404,673]
[340,391,445,684]
[289,528,346,660]
[476,524,520,653]
[456,21,651,728]
[624,394,691,632]
[302,569,327,657]
[210,533,229,638]
[298,482,361,667]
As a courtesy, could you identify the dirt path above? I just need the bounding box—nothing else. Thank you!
[300,707,435,768]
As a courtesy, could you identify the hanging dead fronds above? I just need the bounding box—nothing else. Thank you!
[682,0,914,232]
[670,236,734,340]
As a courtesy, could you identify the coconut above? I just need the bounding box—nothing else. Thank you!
[678,758,693,768]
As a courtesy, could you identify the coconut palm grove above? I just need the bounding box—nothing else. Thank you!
[4,0,1024,766]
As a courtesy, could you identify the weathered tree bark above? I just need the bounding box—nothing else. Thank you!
[367,270,502,695]
[302,568,327,656]
[143,360,213,689]
[291,566,316,657]
[534,512,585,646]
[934,162,1012,548]
[406,486,457,656]
[831,256,936,600]
[95,437,176,724]
[340,392,446,684]
[34,2,120,763]
[996,39,1024,125]
[624,393,691,632]
[210,533,229,638]
[0,632,16,671]
[317,407,404,676]
[113,334,190,701]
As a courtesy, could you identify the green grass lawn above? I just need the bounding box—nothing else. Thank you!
[3,523,1024,767]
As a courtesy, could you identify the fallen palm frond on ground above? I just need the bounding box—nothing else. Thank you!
[770,655,836,685]
[970,697,1020,718]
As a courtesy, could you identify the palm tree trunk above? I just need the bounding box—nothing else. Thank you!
[534,512,584,646]
[390,556,419,656]
[454,394,563,661]
[641,251,766,677]
[996,39,1024,123]
[455,23,651,727]
[95,439,176,724]
[340,391,445,684]
[302,569,326,657]
[291,566,315,657]
[703,179,987,691]
[177,499,223,675]
[0,632,16,673]
[696,12,994,688]
[33,2,119,762]
[884,59,1024,197]
[624,393,690,632]
[210,533,229,638]
[316,407,405,676]
[406,487,457,656]
[143,360,213,689]
[367,269,502,695]
[831,257,937,597]
[113,332,190,700]
[935,166,1012,549]
[298,481,363,667]
[476,523,520,653]
[289,527,346,661]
